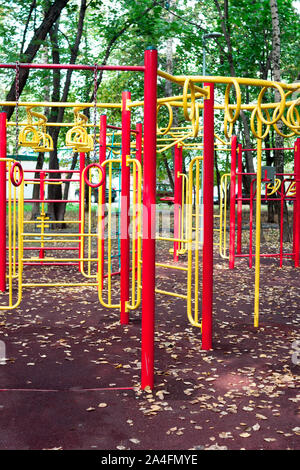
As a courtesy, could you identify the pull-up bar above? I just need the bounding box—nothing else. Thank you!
[0,63,145,72]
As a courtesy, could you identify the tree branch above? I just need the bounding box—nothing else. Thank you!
[2,0,70,120]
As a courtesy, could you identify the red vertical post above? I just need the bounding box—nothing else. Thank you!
[120,90,131,325]
[293,140,296,256]
[39,171,45,260]
[201,82,214,351]
[78,151,85,271]
[141,47,157,389]
[280,183,284,268]
[99,115,107,285]
[229,135,237,269]
[249,181,254,268]
[294,138,300,267]
[0,113,6,292]
[237,143,243,255]
[173,144,183,262]
[135,122,143,270]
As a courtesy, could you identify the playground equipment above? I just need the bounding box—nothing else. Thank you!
[219,136,300,269]
[0,48,299,391]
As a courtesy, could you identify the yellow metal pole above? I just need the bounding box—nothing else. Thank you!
[195,158,200,324]
[254,118,263,327]
[8,161,12,306]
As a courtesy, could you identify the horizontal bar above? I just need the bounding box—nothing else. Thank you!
[236,172,295,176]
[22,282,99,287]
[235,253,294,258]
[22,178,80,183]
[22,262,78,266]
[0,63,145,72]
[156,236,188,243]
[22,232,96,237]
[155,288,188,300]
[1,101,121,109]
[22,240,80,244]
[8,246,78,250]
[22,257,99,262]
[24,199,79,203]
[22,170,80,174]
[242,147,294,151]
[155,262,188,271]
[24,220,80,224]
[106,124,138,134]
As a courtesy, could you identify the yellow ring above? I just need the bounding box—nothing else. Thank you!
[156,102,173,135]
[191,103,200,138]
[224,116,234,139]
[183,78,196,122]
[256,84,285,125]
[250,106,271,139]
[287,97,300,130]
[224,79,241,124]
[272,103,296,138]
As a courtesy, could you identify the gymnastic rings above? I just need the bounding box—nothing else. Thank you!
[83,163,105,188]
[256,84,286,126]
[287,97,300,134]
[183,78,196,122]
[156,102,173,135]
[10,162,24,187]
[224,79,242,124]
[223,117,234,139]
[191,102,200,138]
[272,103,297,138]
[250,106,271,140]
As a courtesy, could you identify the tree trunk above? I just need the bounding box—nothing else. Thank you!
[47,0,87,223]
[2,0,70,119]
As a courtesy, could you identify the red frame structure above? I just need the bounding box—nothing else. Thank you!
[173,144,183,262]
[229,136,300,269]
[0,113,6,292]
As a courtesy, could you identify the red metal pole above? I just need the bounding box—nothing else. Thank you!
[135,122,143,270]
[294,138,300,267]
[78,152,85,271]
[0,113,6,292]
[141,47,157,389]
[39,171,45,260]
[249,181,254,268]
[279,182,284,268]
[293,142,296,257]
[120,90,131,325]
[229,135,237,269]
[293,140,297,260]
[201,82,214,351]
[173,144,183,262]
[99,114,107,286]
[237,143,243,255]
